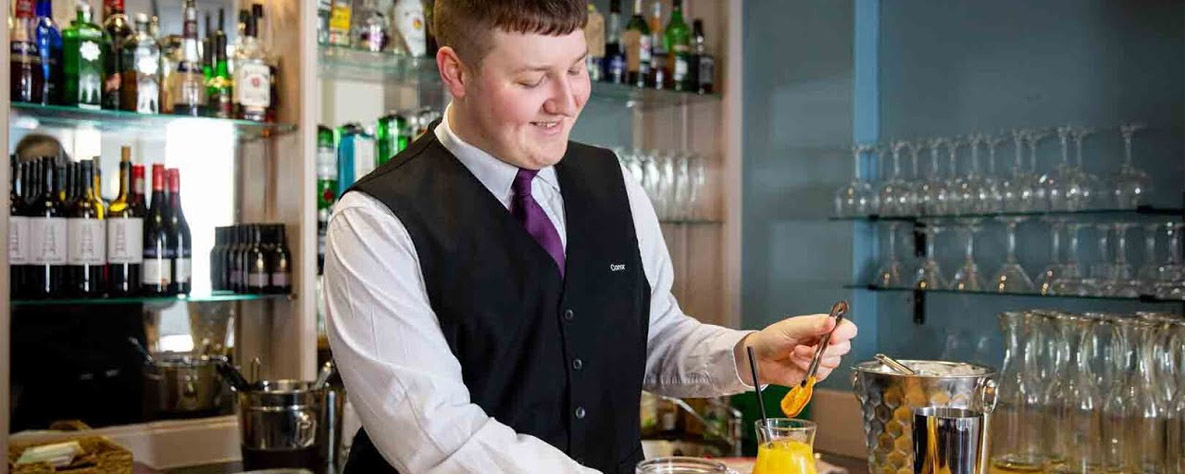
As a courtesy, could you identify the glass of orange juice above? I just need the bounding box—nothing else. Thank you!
[752,418,817,474]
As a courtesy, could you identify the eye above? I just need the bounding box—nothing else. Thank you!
[519,75,545,88]
[568,67,583,76]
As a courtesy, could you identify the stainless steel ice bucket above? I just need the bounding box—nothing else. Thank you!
[851,360,997,474]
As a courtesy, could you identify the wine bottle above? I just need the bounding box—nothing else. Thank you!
[166,168,191,295]
[10,157,31,299]
[130,163,146,212]
[266,224,290,294]
[101,0,132,110]
[226,225,243,292]
[141,163,172,295]
[67,159,106,297]
[28,157,66,299]
[210,227,226,291]
[107,146,142,296]
[63,161,78,207]
[246,224,268,293]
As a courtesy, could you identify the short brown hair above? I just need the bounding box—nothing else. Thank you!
[433,0,588,66]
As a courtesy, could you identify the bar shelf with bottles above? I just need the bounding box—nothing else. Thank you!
[315,0,720,107]
[8,147,293,305]
[10,0,294,139]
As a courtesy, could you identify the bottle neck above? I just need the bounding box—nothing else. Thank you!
[34,0,51,18]
[80,166,95,199]
[117,162,131,200]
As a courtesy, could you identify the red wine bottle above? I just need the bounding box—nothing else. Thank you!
[27,157,66,299]
[266,224,290,294]
[9,156,30,299]
[166,168,191,295]
[141,163,172,295]
[67,159,106,297]
[106,146,142,296]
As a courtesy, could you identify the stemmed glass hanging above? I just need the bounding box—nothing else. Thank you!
[921,138,951,216]
[945,138,967,215]
[1086,224,1115,297]
[877,141,912,216]
[1137,223,1162,295]
[1048,126,1074,211]
[1100,222,1140,298]
[873,222,906,288]
[905,140,926,216]
[1051,222,1087,296]
[1070,127,1099,210]
[982,133,1007,213]
[1039,217,1067,295]
[1113,123,1150,210]
[1000,130,1036,212]
[993,217,1035,293]
[914,220,946,290]
[834,144,877,217]
[1026,129,1052,212]
[1154,221,1185,300]
[952,219,986,291]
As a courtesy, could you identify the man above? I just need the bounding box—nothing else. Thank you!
[324,1,858,473]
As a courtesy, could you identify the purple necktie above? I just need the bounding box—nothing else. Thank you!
[511,168,565,277]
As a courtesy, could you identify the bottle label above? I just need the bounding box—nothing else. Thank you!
[142,258,173,286]
[10,41,39,62]
[585,11,605,59]
[329,0,353,45]
[622,30,642,73]
[234,62,272,109]
[392,0,426,56]
[107,218,144,263]
[67,218,106,265]
[674,56,690,82]
[271,272,289,288]
[249,272,268,289]
[639,35,652,63]
[174,257,191,284]
[29,218,67,265]
[9,216,30,265]
[698,56,715,87]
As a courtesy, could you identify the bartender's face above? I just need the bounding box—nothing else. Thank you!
[457,29,591,169]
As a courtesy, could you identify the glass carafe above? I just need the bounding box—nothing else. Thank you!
[1046,313,1102,473]
[1127,318,1167,473]
[991,311,1044,471]
[1165,320,1185,473]
[1100,315,1135,473]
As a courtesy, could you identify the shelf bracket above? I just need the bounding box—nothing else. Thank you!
[912,289,926,325]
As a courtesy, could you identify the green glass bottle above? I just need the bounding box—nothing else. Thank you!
[665,0,692,92]
[622,0,650,88]
[61,0,106,109]
[315,125,337,273]
[207,9,232,118]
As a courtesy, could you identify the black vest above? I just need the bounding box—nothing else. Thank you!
[342,127,651,474]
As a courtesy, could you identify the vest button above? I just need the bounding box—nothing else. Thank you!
[563,309,574,321]
[574,407,586,419]
[572,358,583,370]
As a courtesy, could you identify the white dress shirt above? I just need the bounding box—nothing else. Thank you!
[324,107,753,474]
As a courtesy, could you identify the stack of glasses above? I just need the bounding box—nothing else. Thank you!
[614,148,712,222]
[836,123,1153,218]
[991,310,1185,473]
[872,218,1185,299]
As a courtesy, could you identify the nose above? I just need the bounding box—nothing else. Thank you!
[544,73,580,117]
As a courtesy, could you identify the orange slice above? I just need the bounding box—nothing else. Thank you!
[780,376,817,418]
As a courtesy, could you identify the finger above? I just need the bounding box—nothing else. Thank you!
[792,344,815,360]
[823,341,851,357]
[815,366,834,382]
[829,319,858,343]
[818,356,843,369]
[776,314,833,342]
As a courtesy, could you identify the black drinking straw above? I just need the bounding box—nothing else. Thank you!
[746,346,769,428]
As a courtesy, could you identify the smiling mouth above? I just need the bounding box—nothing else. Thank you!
[531,121,561,130]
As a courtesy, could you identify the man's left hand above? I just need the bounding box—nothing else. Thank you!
[733,313,859,387]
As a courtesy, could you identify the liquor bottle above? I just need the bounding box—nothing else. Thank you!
[61,1,105,109]
[201,12,213,81]
[233,7,270,122]
[165,168,190,295]
[254,3,280,124]
[267,224,291,294]
[584,3,604,82]
[316,125,337,273]
[622,0,650,89]
[328,0,352,47]
[210,227,225,291]
[391,0,426,56]
[206,9,232,118]
[142,163,172,295]
[355,0,389,52]
[666,0,691,92]
[28,157,66,299]
[171,0,207,116]
[67,159,106,297]
[317,0,331,44]
[33,0,63,105]
[107,147,142,296]
[604,0,625,85]
[120,13,160,113]
[227,225,244,292]
[246,224,267,293]
[647,0,666,89]
[12,0,44,104]
[101,0,132,110]
[10,157,30,299]
[691,20,714,94]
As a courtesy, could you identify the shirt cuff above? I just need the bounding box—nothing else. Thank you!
[711,330,760,395]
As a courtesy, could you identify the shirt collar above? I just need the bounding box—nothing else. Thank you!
[435,104,560,203]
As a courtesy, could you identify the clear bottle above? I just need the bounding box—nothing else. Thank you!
[1047,314,1103,473]
[391,0,425,56]
[354,0,389,52]
[120,13,160,114]
[101,0,133,110]
[990,311,1045,472]
[233,7,270,122]
[170,0,207,116]
[1128,318,1168,473]
[61,0,105,109]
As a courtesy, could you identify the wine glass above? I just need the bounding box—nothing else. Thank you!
[921,139,951,216]
[873,221,907,288]
[945,138,967,215]
[1137,223,1162,295]
[914,220,947,290]
[982,133,1007,213]
[1155,221,1185,300]
[1000,130,1036,213]
[835,144,877,217]
[877,141,912,216]
[1100,222,1140,298]
[1085,224,1115,297]
[1071,127,1100,210]
[1052,222,1087,296]
[1113,123,1150,210]
[688,153,708,220]
[951,218,987,291]
[1025,129,1052,212]
[993,217,1036,293]
[1047,126,1074,212]
[1039,217,1068,295]
[906,140,926,216]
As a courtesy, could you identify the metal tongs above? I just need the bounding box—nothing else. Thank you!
[801,300,850,386]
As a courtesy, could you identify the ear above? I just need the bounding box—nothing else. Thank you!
[437,46,469,100]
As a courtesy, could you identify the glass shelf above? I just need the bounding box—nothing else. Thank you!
[10,103,297,140]
[831,206,1184,222]
[844,284,1183,303]
[317,45,721,107]
[12,292,292,307]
